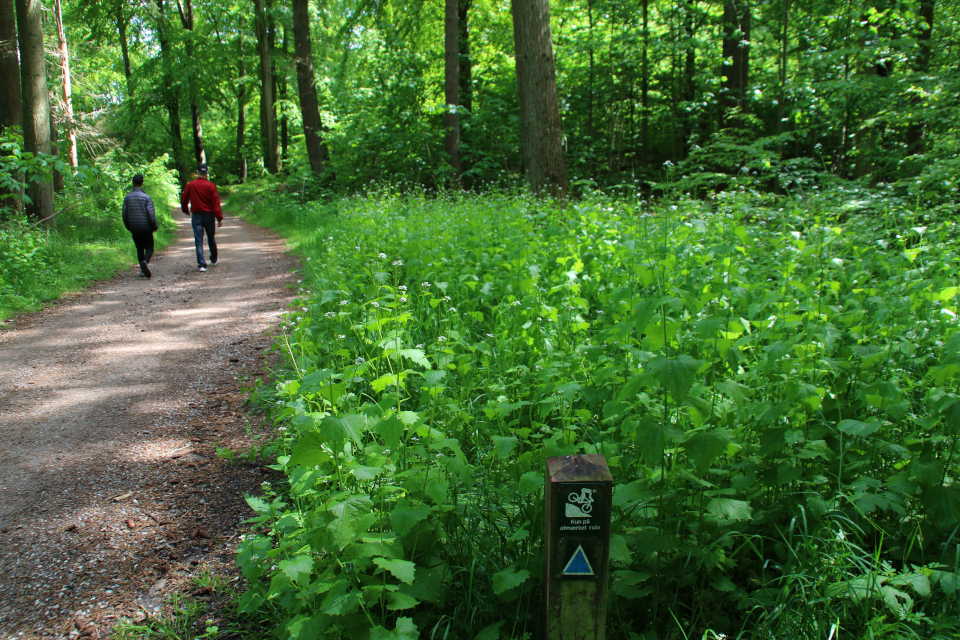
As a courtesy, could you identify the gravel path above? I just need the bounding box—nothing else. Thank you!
[0,212,296,639]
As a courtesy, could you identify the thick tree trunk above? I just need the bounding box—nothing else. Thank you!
[237,17,248,182]
[444,0,461,182]
[511,0,568,198]
[0,0,22,132]
[292,0,329,175]
[721,0,751,128]
[254,0,279,174]
[54,0,78,168]
[15,0,55,223]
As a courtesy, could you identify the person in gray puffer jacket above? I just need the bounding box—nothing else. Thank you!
[122,173,158,279]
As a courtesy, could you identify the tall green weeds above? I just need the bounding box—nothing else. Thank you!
[235,184,960,639]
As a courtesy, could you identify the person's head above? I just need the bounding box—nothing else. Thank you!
[198,163,208,176]
[132,174,144,187]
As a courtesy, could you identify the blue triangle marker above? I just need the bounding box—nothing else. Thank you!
[562,544,595,576]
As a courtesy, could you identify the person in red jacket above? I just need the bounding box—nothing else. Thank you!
[180,163,224,272]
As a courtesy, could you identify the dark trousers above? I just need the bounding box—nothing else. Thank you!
[131,231,154,265]
[191,213,217,267]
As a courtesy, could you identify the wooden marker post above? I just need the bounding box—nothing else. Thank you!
[543,454,613,640]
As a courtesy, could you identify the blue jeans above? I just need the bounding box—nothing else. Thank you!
[191,213,218,267]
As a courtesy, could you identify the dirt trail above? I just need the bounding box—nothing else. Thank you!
[0,211,296,638]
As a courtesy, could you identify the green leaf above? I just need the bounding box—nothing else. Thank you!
[330,494,375,549]
[647,354,702,400]
[279,555,314,584]
[320,413,367,446]
[390,499,433,536]
[492,566,530,595]
[238,587,265,613]
[319,581,362,616]
[475,621,504,640]
[245,495,271,514]
[398,348,430,368]
[838,419,881,438]
[609,534,632,563]
[289,430,333,470]
[374,557,417,585]
[491,435,518,459]
[634,415,683,467]
[706,498,753,523]
[386,591,420,610]
[369,618,419,640]
[683,428,733,473]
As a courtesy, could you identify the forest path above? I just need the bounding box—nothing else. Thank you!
[0,211,296,638]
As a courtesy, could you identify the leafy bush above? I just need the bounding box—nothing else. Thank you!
[236,186,960,639]
[0,133,180,319]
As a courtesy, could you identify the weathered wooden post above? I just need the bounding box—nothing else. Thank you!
[543,454,613,640]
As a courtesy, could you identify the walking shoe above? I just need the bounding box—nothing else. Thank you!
[199,266,207,272]
[139,260,151,279]
[210,258,218,266]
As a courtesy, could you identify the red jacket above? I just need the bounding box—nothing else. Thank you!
[180,177,223,220]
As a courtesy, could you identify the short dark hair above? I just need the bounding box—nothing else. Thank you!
[132,174,144,186]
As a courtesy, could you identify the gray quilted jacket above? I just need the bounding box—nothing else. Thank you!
[122,188,157,233]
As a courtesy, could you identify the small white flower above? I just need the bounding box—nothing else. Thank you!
[371,301,380,308]
[437,336,446,342]
[399,285,407,291]
[401,297,407,302]
[416,344,424,349]
[340,300,349,305]
[355,357,365,364]
[512,301,521,306]
[486,333,494,338]
[392,260,403,266]
[422,282,430,287]
[378,252,388,259]
[449,307,457,313]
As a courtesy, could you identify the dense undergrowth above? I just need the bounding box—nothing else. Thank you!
[0,141,180,320]
[232,181,960,640]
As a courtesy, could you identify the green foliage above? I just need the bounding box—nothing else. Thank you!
[234,184,960,638]
[0,134,180,319]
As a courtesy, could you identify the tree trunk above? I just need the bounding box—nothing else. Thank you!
[176,0,205,165]
[51,112,64,192]
[116,1,132,95]
[640,0,649,163]
[0,0,22,132]
[721,0,751,128]
[237,16,248,182]
[15,0,55,223]
[254,0,279,174]
[54,0,78,168]
[906,0,934,153]
[776,0,790,155]
[444,0,462,182]
[681,0,696,157]
[155,0,187,184]
[279,27,289,160]
[511,0,568,198]
[292,0,329,175]
[458,0,472,114]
